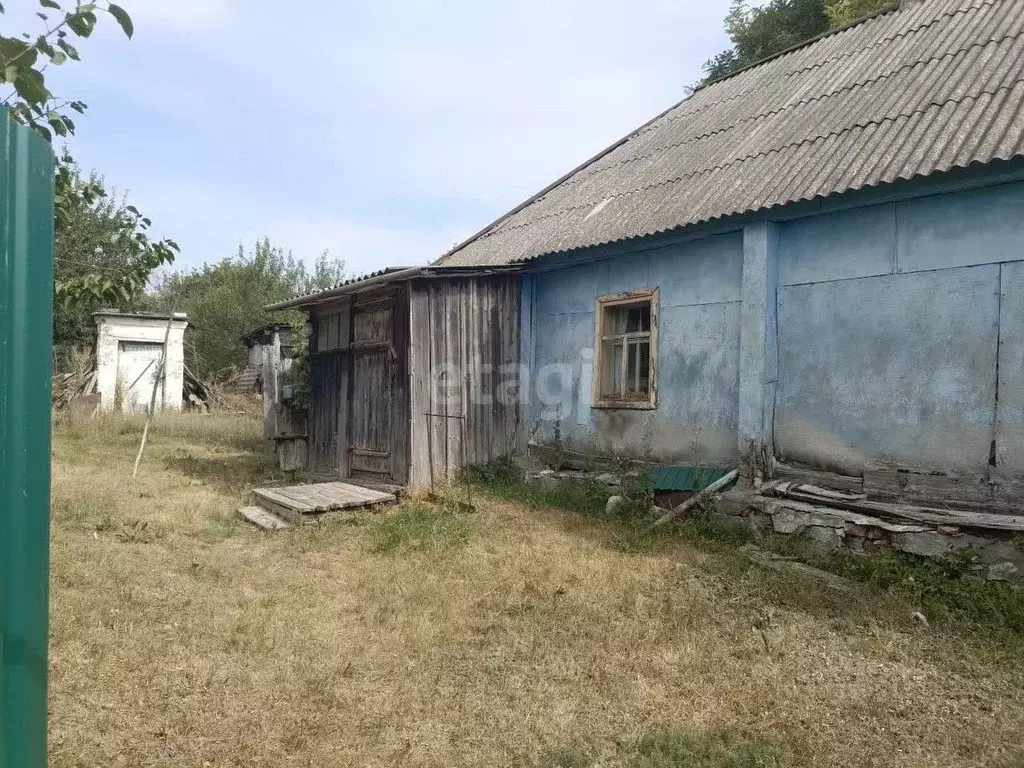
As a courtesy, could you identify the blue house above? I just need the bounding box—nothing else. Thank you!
[434,0,1024,493]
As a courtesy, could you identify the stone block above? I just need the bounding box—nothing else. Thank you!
[804,525,844,552]
[606,496,627,516]
[987,562,1020,582]
[772,506,810,535]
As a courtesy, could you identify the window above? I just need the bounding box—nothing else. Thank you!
[592,288,658,409]
[316,309,350,352]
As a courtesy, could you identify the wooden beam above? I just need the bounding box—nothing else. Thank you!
[765,484,1024,533]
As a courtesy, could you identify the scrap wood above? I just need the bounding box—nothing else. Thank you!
[763,482,1024,533]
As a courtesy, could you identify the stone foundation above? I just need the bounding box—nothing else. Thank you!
[719,490,1024,585]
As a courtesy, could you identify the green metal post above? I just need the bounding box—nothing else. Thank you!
[0,109,56,768]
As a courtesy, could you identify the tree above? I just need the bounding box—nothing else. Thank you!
[51,156,178,354]
[699,0,892,86]
[149,240,346,378]
[827,0,892,27]
[1,1,178,310]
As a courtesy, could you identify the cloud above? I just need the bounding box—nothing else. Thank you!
[44,0,732,275]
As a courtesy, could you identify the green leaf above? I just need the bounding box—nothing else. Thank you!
[50,49,66,65]
[65,10,96,37]
[107,4,133,39]
[0,36,35,66]
[13,67,51,108]
[39,0,60,7]
[2,64,16,82]
[48,114,67,137]
[57,38,79,60]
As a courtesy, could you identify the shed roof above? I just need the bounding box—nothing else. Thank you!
[437,0,1024,267]
[265,265,523,311]
[241,323,293,346]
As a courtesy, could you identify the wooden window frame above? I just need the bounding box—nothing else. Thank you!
[314,306,352,354]
[591,287,658,410]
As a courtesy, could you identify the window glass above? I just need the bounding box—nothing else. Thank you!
[594,292,656,406]
[317,319,329,352]
[316,311,350,352]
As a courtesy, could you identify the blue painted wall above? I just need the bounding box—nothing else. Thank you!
[524,175,1024,476]
[526,232,744,466]
[775,180,1024,474]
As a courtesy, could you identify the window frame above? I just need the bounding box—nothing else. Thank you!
[314,306,352,354]
[591,287,659,410]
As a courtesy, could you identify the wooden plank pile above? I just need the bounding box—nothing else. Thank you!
[726,472,1024,584]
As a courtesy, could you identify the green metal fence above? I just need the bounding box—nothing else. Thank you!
[0,108,56,768]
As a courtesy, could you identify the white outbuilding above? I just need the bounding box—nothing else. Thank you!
[93,311,189,413]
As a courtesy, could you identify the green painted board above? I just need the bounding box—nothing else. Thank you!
[0,108,55,768]
[646,466,730,492]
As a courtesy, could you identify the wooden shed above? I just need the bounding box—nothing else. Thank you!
[266,266,522,487]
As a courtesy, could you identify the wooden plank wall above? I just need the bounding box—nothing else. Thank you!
[408,275,521,487]
[308,349,346,475]
[391,285,410,483]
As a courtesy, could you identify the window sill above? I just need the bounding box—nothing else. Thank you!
[592,399,657,411]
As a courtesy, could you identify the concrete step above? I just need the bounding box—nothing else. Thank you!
[238,505,292,532]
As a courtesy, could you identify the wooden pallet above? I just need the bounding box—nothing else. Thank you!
[250,481,396,525]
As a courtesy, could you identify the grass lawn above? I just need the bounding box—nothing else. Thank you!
[49,414,1024,767]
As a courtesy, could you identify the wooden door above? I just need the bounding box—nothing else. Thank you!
[349,299,395,476]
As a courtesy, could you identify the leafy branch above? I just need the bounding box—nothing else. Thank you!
[1,1,179,310]
[1,0,132,139]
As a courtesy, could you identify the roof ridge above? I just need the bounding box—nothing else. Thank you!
[479,80,1024,240]
[561,29,1021,188]
[437,0,991,265]
[660,0,997,132]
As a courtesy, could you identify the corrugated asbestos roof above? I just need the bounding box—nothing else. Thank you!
[265,264,523,310]
[437,0,1024,267]
[276,267,414,307]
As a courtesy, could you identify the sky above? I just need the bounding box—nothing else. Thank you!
[27,0,731,276]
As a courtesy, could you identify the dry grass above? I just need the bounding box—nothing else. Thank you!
[50,415,1024,767]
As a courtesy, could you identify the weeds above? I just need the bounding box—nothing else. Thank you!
[531,728,785,768]
[625,728,784,768]
[829,548,1024,635]
[200,510,245,543]
[367,503,471,556]
[471,459,609,516]
[472,459,751,555]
